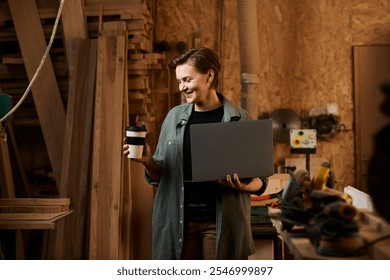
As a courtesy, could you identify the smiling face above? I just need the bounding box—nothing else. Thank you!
[171,48,222,111]
[175,62,213,109]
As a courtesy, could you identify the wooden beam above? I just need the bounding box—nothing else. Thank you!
[51,38,97,260]
[89,21,127,260]
[120,50,133,260]
[7,0,65,185]
[46,0,90,260]
[61,0,88,70]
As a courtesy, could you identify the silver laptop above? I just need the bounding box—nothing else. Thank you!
[189,119,274,182]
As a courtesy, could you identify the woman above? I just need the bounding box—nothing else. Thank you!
[124,47,268,259]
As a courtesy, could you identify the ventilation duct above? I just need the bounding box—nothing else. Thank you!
[237,0,260,119]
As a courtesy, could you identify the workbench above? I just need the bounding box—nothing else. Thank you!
[249,173,289,260]
[269,208,390,259]
[250,205,282,260]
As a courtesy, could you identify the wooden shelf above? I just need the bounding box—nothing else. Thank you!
[0,198,73,230]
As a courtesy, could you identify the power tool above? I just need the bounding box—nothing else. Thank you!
[278,162,366,256]
[306,201,365,257]
[312,161,335,190]
[278,169,316,231]
[279,162,352,229]
[312,161,352,204]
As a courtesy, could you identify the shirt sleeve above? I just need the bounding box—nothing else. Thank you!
[250,176,268,196]
[143,108,175,186]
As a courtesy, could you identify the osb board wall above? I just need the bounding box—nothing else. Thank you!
[155,0,390,190]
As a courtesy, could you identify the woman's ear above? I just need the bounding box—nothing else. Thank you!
[206,69,214,83]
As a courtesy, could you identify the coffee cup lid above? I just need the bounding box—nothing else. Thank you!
[126,125,147,131]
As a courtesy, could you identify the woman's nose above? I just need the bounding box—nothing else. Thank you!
[180,85,188,92]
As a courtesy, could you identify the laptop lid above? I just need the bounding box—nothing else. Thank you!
[189,119,274,182]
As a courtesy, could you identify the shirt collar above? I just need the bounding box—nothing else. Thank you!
[176,93,241,126]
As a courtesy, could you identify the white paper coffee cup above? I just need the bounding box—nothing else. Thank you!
[126,125,147,159]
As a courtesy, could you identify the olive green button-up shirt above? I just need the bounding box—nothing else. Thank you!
[145,94,268,259]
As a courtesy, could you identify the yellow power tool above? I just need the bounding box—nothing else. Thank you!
[312,162,352,204]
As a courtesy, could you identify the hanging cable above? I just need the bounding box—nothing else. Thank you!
[0,0,66,123]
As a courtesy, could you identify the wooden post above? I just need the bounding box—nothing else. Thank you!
[0,126,15,199]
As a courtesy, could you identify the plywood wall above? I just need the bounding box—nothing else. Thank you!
[155,0,390,189]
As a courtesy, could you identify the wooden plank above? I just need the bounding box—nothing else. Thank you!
[1,57,24,64]
[0,205,69,213]
[120,48,133,260]
[128,62,151,70]
[89,21,127,260]
[129,162,153,260]
[0,210,74,230]
[0,198,70,206]
[14,1,150,21]
[0,212,69,220]
[85,0,144,4]
[0,221,56,230]
[60,0,88,69]
[84,3,147,14]
[0,197,70,213]
[128,77,148,89]
[8,0,65,185]
[51,38,98,260]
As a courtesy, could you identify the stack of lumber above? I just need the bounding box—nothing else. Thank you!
[0,0,165,123]
[0,0,169,260]
[0,198,72,230]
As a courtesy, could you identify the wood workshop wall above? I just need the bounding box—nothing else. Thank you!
[155,0,390,190]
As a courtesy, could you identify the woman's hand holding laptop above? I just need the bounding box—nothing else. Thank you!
[217,173,264,192]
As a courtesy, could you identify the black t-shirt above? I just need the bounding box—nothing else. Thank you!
[183,105,224,221]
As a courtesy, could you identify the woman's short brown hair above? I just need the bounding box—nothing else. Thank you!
[171,47,221,90]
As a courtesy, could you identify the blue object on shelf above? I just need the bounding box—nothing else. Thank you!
[0,93,13,123]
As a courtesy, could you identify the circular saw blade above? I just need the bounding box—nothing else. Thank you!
[270,108,301,143]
